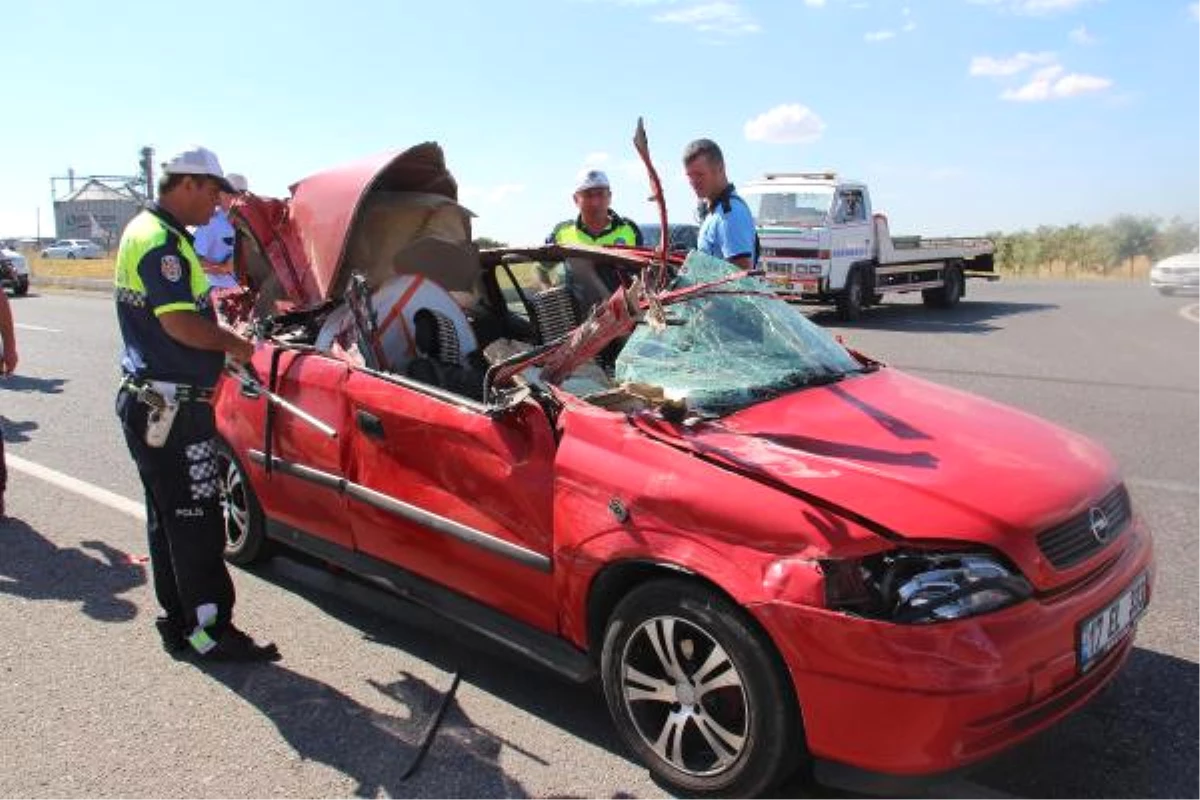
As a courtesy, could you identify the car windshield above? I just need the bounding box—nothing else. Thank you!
[741,186,835,227]
[613,251,867,415]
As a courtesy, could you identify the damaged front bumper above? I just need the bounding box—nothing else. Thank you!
[749,517,1154,779]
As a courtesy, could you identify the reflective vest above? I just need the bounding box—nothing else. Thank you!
[114,207,223,385]
[550,212,643,248]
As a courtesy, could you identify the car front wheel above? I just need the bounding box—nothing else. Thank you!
[217,443,272,565]
[601,579,802,798]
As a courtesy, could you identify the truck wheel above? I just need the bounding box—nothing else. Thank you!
[217,442,272,565]
[836,269,864,321]
[14,278,29,297]
[923,263,963,309]
[601,579,802,798]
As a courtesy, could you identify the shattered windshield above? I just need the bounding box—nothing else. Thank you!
[613,251,865,416]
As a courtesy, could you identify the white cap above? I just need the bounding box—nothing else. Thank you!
[575,169,610,193]
[226,173,248,193]
[161,145,236,193]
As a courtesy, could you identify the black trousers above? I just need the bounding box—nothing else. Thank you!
[116,388,234,646]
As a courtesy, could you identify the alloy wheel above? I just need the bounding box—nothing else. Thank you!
[619,614,749,777]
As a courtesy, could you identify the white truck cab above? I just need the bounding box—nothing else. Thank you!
[741,172,995,320]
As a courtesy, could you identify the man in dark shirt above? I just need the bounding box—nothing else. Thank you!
[114,145,278,662]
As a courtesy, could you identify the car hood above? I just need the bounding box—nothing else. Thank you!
[640,368,1118,546]
[230,143,472,307]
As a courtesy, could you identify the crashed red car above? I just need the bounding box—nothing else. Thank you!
[212,143,1154,797]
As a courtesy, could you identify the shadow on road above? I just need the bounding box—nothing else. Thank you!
[200,659,530,798]
[965,646,1198,798]
[0,517,145,621]
[2,374,67,394]
[238,556,643,796]
[1,416,38,443]
[808,300,1058,334]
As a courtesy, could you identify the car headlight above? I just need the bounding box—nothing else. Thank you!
[824,550,1032,624]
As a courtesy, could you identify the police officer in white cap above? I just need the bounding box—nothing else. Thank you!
[546,168,643,249]
[113,145,279,662]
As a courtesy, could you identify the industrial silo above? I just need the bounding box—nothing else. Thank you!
[53,180,145,252]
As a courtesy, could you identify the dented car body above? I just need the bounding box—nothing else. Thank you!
[213,143,1154,797]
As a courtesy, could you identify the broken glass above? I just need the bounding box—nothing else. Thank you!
[613,251,865,416]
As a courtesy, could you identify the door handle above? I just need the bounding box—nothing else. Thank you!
[356,409,386,439]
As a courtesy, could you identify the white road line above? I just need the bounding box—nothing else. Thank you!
[7,454,145,520]
[15,323,62,333]
[1180,303,1199,323]
[1127,476,1200,495]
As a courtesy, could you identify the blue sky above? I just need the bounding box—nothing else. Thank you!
[2,0,1197,244]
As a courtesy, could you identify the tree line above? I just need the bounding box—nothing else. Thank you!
[988,215,1198,276]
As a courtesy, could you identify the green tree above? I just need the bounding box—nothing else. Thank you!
[473,236,507,250]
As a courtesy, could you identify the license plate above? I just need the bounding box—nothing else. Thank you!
[1078,573,1148,672]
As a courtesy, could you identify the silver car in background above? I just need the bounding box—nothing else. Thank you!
[1149,251,1200,296]
[40,239,103,260]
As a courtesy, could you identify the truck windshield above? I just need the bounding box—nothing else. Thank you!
[741,186,835,227]
[613,251,866,416]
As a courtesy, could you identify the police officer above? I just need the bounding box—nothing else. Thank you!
[114,145,278,662]
[682,138,758,269]
[546,169,644,249]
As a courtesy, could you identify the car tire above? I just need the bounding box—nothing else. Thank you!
[923,262,963,308]
[14,278,28,297]
[66,252,76,260]
[216,442,272,565]
[600,579,802,798]
[1158,287,1175,296]
[835,269,864,322]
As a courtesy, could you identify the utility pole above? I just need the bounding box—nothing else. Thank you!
[35,207,40,242]
[140,146,155,202]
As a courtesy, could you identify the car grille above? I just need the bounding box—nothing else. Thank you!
[1037,485,1131,570]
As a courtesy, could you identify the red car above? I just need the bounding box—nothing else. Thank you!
[213,144,1154,798]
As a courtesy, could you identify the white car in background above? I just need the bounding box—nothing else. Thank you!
[1149,251,1200,296]
[1,247,29,296]
[40,238,103,260]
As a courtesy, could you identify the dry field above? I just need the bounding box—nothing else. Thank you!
[26,253,1152,283]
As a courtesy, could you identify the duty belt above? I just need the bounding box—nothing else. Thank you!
[122,377,214,407]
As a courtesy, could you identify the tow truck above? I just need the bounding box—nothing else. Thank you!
[741,172,996,320]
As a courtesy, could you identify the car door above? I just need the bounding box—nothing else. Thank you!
[236,348,356,551]
[342,369,559,632]
[833,188,872,271]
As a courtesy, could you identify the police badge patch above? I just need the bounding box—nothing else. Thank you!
[160,255,182,282]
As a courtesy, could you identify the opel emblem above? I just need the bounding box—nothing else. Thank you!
[1088,507,1111,544]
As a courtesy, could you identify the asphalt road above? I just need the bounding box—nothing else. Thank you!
[1,280,1196,798]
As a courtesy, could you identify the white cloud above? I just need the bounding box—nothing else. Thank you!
[804,0,826,6]
[969,51,1057,76]
[653,2,760,34]
[865,29,896,41]
[1191,2,1199,20]
[460,184,526,204]
[902,20,917,31]
[743,104,827,144]
[1001,65,1112,101]
[582,152,610,168]
[1069,24,1096,44]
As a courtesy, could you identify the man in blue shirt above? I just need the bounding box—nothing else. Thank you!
[193,173,247,289]
[682,139,758,269]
